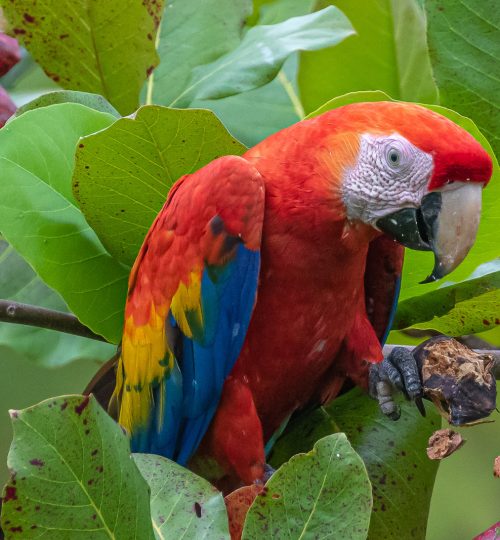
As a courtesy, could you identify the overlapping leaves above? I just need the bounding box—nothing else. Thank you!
[2,0,163,115]
[0,104,128,343]
[73,106,246,267]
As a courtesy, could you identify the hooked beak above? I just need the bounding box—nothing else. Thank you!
[376,182,483,283]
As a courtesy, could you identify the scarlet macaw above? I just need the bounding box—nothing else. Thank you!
[110,102,492,489]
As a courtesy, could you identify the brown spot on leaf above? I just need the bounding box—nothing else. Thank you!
[194,502,202,517]
[23,13,35,22]
[4,486,17,502]
[29,459,44,467]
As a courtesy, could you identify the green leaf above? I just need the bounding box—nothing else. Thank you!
[298,0,439,114]
[306,91,500,307]
[192,55,303,147]
[16,91,120,118]
[73,106,246,267]
[0,239,114,367]
[190,0,316,147]
[0,103,129,343]
[133,454,230,540]
[244,433,372,539]
[148,0,251,107]
[395,264,500,335]
[2,0,163,115]
[0,350,101,487]
[425,0,500,158]
[270,390,441,540]
[170,6,355,107]
[1,395,154,539]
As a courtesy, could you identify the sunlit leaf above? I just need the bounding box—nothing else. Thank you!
[2,0,163,114]
[73,106,246,266]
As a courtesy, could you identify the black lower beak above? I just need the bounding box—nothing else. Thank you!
[376,183,482,283]
[376,193,440,254]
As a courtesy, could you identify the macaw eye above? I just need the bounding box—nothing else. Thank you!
[386,147,402,167]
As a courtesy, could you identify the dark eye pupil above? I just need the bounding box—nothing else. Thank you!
[390,151,399,163]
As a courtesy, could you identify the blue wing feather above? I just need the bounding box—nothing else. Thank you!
[131,242,260,463]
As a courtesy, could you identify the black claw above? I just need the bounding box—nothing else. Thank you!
[415,396,426,417]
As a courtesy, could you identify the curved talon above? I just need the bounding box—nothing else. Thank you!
[369,347,425,419]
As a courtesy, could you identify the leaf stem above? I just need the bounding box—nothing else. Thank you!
[277,69,305,120]
[145,16,164,106]
[0,300,108,342]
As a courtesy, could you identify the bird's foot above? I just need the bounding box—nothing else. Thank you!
[369,346,425,420]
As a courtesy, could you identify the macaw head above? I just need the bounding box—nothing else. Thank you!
[332,102,493,282]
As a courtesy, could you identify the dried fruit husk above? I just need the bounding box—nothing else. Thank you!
[427,428,465,460]
[414,336,496,426]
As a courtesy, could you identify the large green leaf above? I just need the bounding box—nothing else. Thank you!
[426,0,500,158]
[169,6,355,107]
[244,433,372,539]
[2,0,163,115]
[190,0,316,147]
[0,239,114,367]
[395,265,500,335]
[73,106,246,267]
[0,104,128,343]
[1,395,154,539]
[298,0,439,114]
[133,454,230,540]
[191,56,303,147]
[148,0,251,107]
[307,91,500,305]
[271,390,440,540]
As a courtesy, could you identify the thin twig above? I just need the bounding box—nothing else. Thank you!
[0,300,107,342]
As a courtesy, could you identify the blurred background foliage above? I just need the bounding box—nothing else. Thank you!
[0,0,498,538]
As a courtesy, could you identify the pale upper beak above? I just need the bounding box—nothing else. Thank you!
[376,182,483,282]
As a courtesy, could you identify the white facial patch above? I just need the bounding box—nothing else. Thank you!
[342,133,433,226]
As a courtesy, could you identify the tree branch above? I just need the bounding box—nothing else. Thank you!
[0,300,108,342]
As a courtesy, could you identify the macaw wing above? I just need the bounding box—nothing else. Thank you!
[111,155,265,464]
[364,234,405,345]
